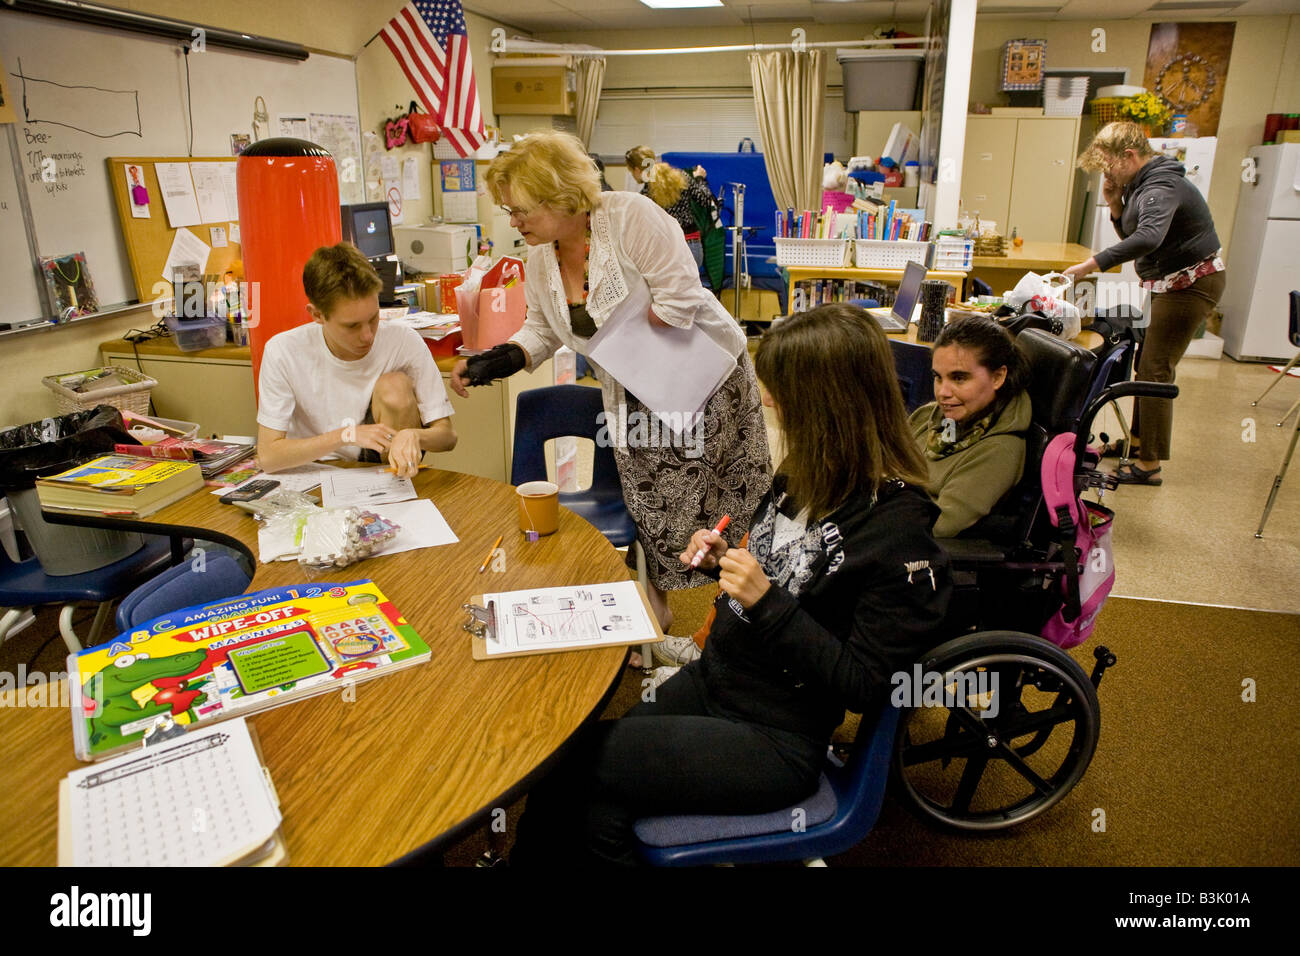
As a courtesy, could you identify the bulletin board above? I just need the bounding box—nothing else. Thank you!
[107,156,242,303]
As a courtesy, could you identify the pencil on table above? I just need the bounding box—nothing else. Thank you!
[478,534,504,574]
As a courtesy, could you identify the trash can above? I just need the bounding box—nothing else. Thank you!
[0,405,145,576]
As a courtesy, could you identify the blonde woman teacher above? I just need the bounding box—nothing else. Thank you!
[1063,121,1226,487]
[450,131,771,639]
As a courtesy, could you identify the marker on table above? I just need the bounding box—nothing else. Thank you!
[689,514,731,568]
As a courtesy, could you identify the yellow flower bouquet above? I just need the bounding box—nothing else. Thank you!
[1119,92,1173,134]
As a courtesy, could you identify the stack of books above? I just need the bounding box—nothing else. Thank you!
[36,455,204,517]
[114,436,255,478]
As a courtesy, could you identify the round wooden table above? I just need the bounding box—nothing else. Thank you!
[0,469,631,866]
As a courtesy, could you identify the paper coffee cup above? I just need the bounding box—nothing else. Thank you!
[516,480,559,536]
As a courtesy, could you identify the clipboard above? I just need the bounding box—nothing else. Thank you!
[465,580,665,661]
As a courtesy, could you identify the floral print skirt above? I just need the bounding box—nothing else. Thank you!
[608,353,772,590]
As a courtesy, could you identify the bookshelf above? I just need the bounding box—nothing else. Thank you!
[784,266,968,316]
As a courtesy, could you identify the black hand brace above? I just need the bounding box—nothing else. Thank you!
[463,343,527,386]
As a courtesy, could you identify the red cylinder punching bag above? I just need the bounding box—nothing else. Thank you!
[236,138,341,389]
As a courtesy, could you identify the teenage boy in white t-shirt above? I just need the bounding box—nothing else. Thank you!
[256,243,456,477]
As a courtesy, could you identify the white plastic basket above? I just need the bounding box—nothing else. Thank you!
[775,238,850,268]
[932,237,974,271]
[854,239,930,269]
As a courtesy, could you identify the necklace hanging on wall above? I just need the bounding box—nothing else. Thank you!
[39,252,99,321]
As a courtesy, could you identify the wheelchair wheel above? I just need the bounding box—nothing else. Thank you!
[893,631,1100,832]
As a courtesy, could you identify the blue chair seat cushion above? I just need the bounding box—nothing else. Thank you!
[0,537,175,605]
[115,552,251,632]
[560,492,637,549]
[633,773,836,848]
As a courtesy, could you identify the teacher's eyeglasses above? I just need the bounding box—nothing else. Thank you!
[499,204,534,220]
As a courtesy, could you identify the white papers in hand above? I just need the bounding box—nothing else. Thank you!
[586,276,735,431]
[320,467,416,508]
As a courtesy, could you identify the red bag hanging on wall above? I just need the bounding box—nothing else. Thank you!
[407,101,441,145]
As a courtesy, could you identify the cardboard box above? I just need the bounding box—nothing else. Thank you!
[492,65,575,115]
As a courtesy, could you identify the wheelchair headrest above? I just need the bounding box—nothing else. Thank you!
[1017,329,1097,435]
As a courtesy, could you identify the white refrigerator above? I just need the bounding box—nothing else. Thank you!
[1221,143,1300,362]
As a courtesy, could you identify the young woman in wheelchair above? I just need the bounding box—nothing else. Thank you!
[509,303,951,866]
[909,318,1032,538]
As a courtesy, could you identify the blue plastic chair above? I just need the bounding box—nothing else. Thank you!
[510,385,638,549]
[634,702,901,866]
[0,538,178,653]
[115,551,252,632]
[889,338,935,413]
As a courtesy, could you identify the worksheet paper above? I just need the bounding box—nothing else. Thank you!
[154,163,202,228]
[586,276,735,432]
[60,718,279,867]
[219,165,240,222]
[190,162,234,223]
[370,498,458,554]
[480,581,656,656]
[320,467,416,508]
[161,228,212,283]
[210,464,341,496]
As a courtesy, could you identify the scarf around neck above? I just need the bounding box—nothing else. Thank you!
[923,395,1009,461]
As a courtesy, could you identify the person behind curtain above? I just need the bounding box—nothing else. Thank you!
[624,145,724,291]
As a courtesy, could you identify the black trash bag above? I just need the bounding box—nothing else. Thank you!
[0,405,138,492]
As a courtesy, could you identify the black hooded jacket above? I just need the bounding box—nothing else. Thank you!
[1093,154,1220,280]
[696,477,952,742]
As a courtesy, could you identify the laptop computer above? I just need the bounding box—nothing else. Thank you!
[867,260,926,332]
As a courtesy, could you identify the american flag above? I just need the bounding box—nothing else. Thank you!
[380,0,485,157]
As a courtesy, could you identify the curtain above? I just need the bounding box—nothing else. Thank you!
[749,50,827,211]
[575,56,607,148]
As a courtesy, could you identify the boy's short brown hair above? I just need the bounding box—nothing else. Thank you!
[302,243,382,317]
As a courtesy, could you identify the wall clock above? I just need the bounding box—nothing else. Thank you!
[1155,52,1217,112]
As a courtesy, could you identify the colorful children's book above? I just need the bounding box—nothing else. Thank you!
[68,579,430,760]
[36,455,203,516]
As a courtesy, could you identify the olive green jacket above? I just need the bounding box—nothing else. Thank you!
[908,391,1032,539]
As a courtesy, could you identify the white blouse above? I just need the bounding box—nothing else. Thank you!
[510,191,745,411]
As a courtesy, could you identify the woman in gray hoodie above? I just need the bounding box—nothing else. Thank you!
[1064,121,1225,486]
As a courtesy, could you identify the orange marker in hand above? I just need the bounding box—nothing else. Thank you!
[689,515,731,568]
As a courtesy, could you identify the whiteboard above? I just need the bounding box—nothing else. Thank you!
[0,10,359,321]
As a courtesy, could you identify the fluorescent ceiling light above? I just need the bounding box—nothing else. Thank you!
[639,1,724,9]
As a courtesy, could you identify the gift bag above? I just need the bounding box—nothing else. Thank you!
[1005,271,1081,340]
[456,256,525,350]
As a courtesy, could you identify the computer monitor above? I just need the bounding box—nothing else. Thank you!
[891,260,927,324]
[341,202,395,260]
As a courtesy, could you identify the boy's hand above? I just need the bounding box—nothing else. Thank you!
[387,429,423,478]
[679,527,729,570]
[718,548,771,609]
[348,423,395,454]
